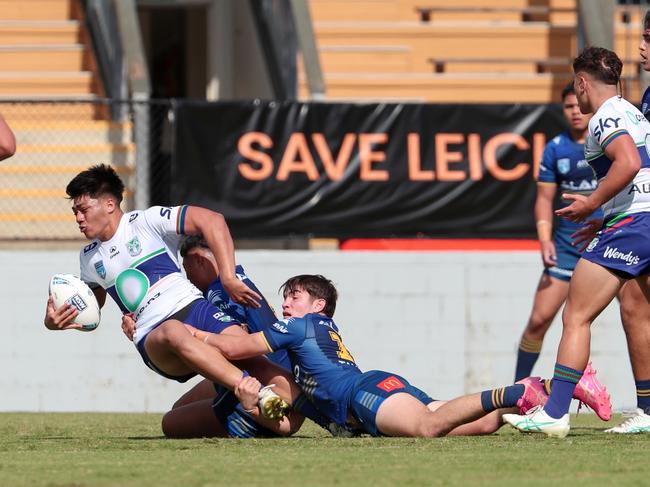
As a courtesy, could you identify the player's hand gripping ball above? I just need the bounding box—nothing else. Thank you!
[49,274,101,331]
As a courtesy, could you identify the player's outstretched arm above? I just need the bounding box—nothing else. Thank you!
[182,206,261,307]
[0,113,16,161]
[187,325,269,360]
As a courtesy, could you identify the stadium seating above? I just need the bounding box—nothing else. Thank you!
[301,0,645,103]
[0,0,133,239]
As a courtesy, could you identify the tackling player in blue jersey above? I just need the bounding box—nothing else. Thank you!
[148,236,324,438]
[185,274,565,438]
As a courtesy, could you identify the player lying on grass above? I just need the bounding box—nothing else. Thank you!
[183,274,610,438]
[122,236,331,438]
[43,164,310,426]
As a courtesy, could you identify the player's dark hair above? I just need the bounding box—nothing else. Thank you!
[645,10,650,30]
[66,164,124,203]
[179,235,209,257]
[572,46,622,86]
[281,274,338,317]
[561,82,575,101]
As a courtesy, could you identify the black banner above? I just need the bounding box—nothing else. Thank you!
[171,101,566,238]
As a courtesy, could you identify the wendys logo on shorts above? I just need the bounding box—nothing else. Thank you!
[603,246,640,266]
[376,376,405,392]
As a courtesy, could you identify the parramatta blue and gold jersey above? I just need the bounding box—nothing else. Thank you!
[262,313,362,425]
[537,130,601,232]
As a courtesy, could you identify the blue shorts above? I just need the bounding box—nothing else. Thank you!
[543,227,580,282]
[136,298,240,382]
[348,370,434,437]
[211,386,278,439]
[581,212,650,279]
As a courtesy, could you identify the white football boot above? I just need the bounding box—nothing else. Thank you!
[503,405,570,438]
[604,409,650,434]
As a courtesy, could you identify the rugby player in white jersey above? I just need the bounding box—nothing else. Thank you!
[43,164,302,423]
[504,47,650,437]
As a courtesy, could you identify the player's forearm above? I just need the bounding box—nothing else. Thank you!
[187,207,237,281]
[587,159,639,210]
[534,186,555,241]
[203,332,264,360]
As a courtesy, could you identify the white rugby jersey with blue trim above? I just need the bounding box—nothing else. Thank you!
[79,205,202,345]
[584,95,650,217]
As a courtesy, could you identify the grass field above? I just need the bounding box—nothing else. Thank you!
[0,412,648,487]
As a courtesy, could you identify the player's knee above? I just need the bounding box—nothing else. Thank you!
[161,412,179,438]
[561,306,590,329]
[526,317,551,338]
[418,415,448,437]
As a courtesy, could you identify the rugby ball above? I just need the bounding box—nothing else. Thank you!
[49,274,101,331]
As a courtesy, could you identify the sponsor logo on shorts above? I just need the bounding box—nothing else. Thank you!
[94,260,106,279]
[603,246,640,266]
[376,376,405,392]
[212,311,234,322]
[586,237,599,252]
[66,293,87,312]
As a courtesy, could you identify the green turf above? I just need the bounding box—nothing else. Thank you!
[0,413,648,487]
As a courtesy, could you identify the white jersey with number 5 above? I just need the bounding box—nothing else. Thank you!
[584,95,650,217]
[79,205,202,345]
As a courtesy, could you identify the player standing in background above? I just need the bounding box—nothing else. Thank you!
[504,47,650,437]
[602,10,650,434]
[43,164,305,425]
[0,113,15,161]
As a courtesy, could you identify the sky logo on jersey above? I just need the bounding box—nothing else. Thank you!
[115,268,150,312]
[603,246,640,266]
[126,236,142,257]
[94,260,106,279]
[593,117,621,139]
[376,376,405,392]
